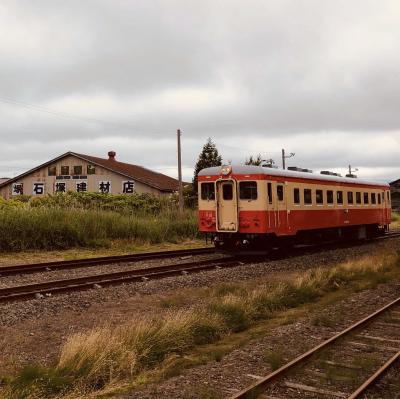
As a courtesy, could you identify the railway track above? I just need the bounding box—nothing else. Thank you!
[0,256,239,302]
[0,247,215,277]
[230,297,400,399]
[1,230,399,303]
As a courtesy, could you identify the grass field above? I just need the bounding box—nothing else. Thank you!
[0,193,198,252]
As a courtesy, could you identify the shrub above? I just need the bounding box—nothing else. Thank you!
[0,208,198,251]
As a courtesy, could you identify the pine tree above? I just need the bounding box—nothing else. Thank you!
[193,138,222,193]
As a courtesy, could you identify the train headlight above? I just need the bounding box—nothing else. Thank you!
[220,165,232,176]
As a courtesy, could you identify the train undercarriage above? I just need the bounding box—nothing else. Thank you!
[206,224,389,254]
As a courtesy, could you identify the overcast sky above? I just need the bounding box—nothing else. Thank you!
[0,0,399,183]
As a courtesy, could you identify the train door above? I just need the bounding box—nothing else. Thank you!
[381,190,386,226]
[216,180,238,232]
[267,181,288,233]
[276,182,289,233]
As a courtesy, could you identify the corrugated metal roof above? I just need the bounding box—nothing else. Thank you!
[0,152,179,192]
[199,165,389,188]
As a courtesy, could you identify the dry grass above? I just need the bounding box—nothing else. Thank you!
[2,249,399,399]
[392,211,400,229]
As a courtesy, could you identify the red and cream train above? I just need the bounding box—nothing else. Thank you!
[198,165,391,250]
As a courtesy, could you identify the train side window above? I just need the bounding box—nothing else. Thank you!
[223,184,233,200]
[239,181,257,200]
[304,189,312,205]
[293,188,300,204]
[347,191,354,205]
[356,192,361,204]
[277,185,284,201]
[337,191,343,205]
[378,193,381,204]
[267,183,272,204]
[387,191,391,202]
[327,190,334,204]
[364,192,369,204]
[371,193,376,204]
[316,189,323,204]
[201,183,215,200]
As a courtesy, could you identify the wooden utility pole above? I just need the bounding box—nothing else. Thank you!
[177,129,184,214]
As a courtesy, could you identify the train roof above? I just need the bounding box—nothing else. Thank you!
[198,165,389,188]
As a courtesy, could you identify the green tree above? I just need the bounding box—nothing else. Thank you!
[245,154,263,166]
[193,138,222,193]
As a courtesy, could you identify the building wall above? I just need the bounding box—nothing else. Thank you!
[0,155,163,199]
[391,181,400,211]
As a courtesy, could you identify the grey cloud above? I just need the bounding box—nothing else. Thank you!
[0,0,399,182]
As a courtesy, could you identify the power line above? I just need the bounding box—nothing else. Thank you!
[0,96,166,134]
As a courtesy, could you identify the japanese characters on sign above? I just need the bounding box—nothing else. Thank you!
[98,181,111,194]
[33,182,45,195]
[76,181,88,193]
[55,182,66,193]
[12,183,23,196]
[122,180,135,194]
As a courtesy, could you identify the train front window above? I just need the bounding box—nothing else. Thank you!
[223,184,233,200]
[337,191,343,205]
[277,185,284,201]
[304,189,312,205]
[327,190,334,204]
[293,188,300,204]
[239,181,257,200]
[347,191,354,205]
[201,183,215,200]
[316,189,323,204]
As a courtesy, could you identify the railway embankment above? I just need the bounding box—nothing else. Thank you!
[0,237,399,399]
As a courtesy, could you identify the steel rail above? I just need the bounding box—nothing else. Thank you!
[230,296,400,399]
[0,247,215,277]
[347,351,400,399]
[0,256,239,302]
[0,231,398,279]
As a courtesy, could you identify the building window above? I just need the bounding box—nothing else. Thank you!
[337,191,343,205]
[87,165,96,175]
[277,185,284,201]
[356,192,362,204]
[223,184,233,200]
[364,192,369,204]
[201,183,215,200]
[316,189,323,204]
[347,191,354,205]
[73,165,83,175]
[327,190,334,204]
[239,181,257,200]
[293,188,300,204]
[304,189,312,205]
[48,166,56,176]
[371,193,376,204]
[61,166,69,175]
